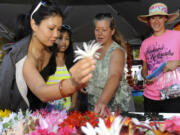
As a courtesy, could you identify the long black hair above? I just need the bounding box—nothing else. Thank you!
[14,0,63,42]
[56,24,75,70]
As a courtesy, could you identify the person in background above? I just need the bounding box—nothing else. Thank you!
[46,24,78,111]
[86,13,135,117]
[136,66,144,87]
[0,0,96,112]
[134,71,138,85]
[138,2,180,112]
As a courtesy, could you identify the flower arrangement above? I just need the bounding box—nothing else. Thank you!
[81,114,179,135]
[0,109,99,135]
[59,110,99,129]
[0,108,180,135]
[164,116,180,134]
[0,109,31,134]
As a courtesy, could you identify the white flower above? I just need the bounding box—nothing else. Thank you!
[95,118,110,135]
[81,122,97,135]
[95,116,125,135]
[39,116,49,129]
[81,115,126,135]
[24,109,32,117]
[0,123,3,134]
[0,109,33,134]
[131,118,152,130]
[110,116,125,135]
[74,40,102,62]
[17,109,24,120]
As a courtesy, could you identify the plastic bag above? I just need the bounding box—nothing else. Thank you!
[154,67,180,100]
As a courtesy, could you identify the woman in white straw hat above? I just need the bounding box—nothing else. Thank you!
[138,2,180,112]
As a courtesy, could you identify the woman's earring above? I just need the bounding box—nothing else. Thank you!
[33,33,36,37]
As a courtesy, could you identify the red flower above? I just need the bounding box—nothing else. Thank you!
[58,111,99,131]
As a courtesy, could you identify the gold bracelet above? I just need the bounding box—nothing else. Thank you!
[59,79,66,97]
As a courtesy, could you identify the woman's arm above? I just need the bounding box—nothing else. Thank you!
[141,61,148,79]
[142,61,156,85]
[71,91,78,110]
[94,48,125,116]
[163,60,180,72]
[23,56,96,102]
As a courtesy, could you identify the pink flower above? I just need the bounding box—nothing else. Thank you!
[38,110,67,132]
[57,126,77,135]
[27,129,56,135]
[32,109,49,117]
[164,116,180,134]
[29,109,68,134]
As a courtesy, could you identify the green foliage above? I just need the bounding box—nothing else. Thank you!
[133,96,144,112]
[133,48,140,60]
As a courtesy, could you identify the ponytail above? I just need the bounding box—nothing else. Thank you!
[113,26,126,50]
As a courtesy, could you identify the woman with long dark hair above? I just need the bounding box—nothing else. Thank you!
[46,24,78,111]
[0,0,96,111]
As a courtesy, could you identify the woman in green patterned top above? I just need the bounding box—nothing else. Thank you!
[86,13,135,117]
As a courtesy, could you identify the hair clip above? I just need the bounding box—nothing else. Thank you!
[62,24,72,30]
[41,1,46,6]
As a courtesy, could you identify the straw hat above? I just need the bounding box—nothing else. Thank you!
[137,2,179,23]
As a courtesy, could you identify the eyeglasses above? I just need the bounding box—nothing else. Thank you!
[30,1,46,19]
[62,24,72,30]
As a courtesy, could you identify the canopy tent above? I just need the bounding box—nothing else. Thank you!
[62,1,139,43]
[0,0,180,44]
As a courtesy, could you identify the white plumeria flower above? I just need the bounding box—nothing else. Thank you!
[74,40,102,62]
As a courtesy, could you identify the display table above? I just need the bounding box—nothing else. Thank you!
[130,112,180,119]
[1,109,180,135]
